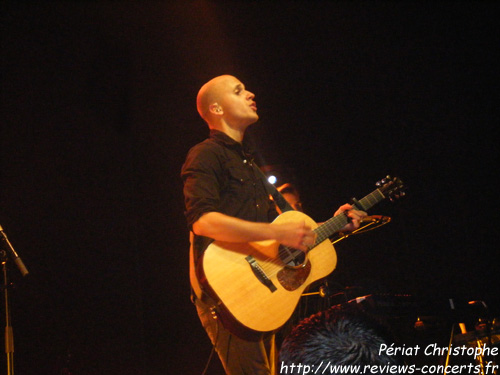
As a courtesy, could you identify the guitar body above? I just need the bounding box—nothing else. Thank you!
[198,210,337,339]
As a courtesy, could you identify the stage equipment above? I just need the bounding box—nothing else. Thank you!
[1,225,30,375]
[330,215,391,244]
[437,299,499,375]
[452,314,499,375]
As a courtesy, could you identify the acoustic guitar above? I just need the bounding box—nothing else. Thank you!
[196,176,404,339]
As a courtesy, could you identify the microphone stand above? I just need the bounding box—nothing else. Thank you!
[0,225,30,375]
[2,251,14,375]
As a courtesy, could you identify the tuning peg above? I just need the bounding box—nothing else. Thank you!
[376,175,393,187]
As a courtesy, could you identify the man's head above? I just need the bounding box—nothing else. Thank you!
[279,309,401,374]
[196,75,258,134]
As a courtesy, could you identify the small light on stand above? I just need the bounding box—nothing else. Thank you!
[267,175,277,185]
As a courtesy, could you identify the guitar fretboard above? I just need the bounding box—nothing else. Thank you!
[314,188,386,245]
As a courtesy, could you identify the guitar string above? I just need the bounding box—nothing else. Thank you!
[256,212,350,277]
[255,190,386,278]
[276,189,384,265]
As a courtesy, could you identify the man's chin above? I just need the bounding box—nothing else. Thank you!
[245,114,259,126]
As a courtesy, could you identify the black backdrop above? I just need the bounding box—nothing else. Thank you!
[1,2,498,374]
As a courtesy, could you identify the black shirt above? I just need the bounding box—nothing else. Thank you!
[181,130,278,257]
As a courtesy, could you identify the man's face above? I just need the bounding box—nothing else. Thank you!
[217,76,259,128]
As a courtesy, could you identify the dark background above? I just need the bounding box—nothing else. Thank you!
[1,2,498,374]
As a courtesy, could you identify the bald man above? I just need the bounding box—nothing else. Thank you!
[181,75,365,374]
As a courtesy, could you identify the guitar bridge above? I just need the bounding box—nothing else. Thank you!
[245,255,277,293]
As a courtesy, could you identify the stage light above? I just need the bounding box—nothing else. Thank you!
[267,175,277,185]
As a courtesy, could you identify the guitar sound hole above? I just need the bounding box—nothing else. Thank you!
[278,245,306,267]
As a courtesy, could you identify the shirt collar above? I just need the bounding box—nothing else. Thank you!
[209,129,241,148]
[209,129,256,155]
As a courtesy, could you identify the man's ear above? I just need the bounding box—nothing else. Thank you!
[209,103,223,115]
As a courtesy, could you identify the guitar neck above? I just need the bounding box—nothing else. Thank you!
[314,188,386,245]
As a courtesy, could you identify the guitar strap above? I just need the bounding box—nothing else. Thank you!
[251,163,295,213]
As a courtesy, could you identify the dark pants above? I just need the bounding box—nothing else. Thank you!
[195,298,276,375]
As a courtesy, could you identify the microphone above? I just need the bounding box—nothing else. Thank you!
[0,225,29,277]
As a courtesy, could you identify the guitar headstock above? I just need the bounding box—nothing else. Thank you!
[376,175,405,201]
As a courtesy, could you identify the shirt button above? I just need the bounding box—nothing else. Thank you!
[243,160,247,163]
